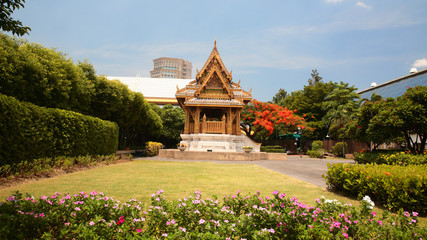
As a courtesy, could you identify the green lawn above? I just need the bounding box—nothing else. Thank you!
[0,160,425,227]
[0,160,350,205]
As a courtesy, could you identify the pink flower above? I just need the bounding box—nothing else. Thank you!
[7,196,15,202]
[371,212,376,217]
[342,233,349,239]
[162,233,168,237]
[39,213,45,218]
[199,219,205,224]
[74,207,80,211]
[64,222,70,226]
[413,212,419,217]
[272,190,279,195]
[378,220,383,226]
[89,221,95,226]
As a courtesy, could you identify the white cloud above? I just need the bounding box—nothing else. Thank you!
[412,58,427,68]
[355,1,373,10]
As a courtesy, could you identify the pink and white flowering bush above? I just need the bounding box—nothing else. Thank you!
[0,190,425,239]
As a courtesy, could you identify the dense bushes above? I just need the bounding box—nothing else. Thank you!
[307,140,324,158]
[0,94,119,165]
[1,190,424,239]
[332,142,347,157]
[260,145,285,153]
[144,142,163,157]
[0,34,162,148]
[354,151,427,165]
[324,163,427,215]
[0,155,124,179]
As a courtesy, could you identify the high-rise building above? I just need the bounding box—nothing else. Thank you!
[150,57,192,79]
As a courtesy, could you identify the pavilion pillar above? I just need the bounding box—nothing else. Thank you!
[235,109,241,135]
[194,107,201,134]
[226,108,232,134]
[184,108,190,134]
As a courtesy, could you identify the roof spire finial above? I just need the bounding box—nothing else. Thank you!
[214,37,217,48]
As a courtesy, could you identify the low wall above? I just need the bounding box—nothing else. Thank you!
[159,150,287,161]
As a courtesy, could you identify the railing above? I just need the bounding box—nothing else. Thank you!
[204,121,223,133]
[188,121,225,134]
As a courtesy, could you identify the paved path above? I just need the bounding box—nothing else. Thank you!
[134,155,355,188]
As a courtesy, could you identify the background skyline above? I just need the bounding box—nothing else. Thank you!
[10,0,427,101]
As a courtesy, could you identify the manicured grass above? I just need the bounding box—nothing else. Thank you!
[1,160,425,227]
[0,160,349,204]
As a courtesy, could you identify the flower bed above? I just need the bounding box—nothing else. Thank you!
[1,190,425,239]
[354,151,427,165]
[324,163,427,215]
[0,155,129,186]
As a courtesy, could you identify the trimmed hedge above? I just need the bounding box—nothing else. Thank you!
[324,163,427,215]
[0,94,119,165]
[0,155,123,179]
[261,145,286,153]
[354,151,427,165]
[144,142,163,157]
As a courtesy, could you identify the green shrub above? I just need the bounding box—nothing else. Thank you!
[324,163,427,215]
[307,149,324,158]
[0,191,425,239]
[311,140,323,150]
[307,140,324,158]
[0,155,121,178]
[332,142,347,157]
[354,151,427,165]
[261,145,285,153]
[145,142,163,157]
[0,94,119,166]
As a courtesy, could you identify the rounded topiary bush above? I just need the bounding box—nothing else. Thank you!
[307,140,324,158]
[332,142,347,157]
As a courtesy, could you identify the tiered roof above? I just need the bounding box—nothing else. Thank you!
[176,40,252,108]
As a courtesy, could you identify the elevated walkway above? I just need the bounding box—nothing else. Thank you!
[159,149,287,161]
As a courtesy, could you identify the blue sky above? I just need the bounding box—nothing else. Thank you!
[11,0,427,101]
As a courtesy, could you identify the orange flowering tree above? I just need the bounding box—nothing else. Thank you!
[241,100,308,141]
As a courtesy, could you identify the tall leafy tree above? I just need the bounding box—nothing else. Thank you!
[272,88,287,105]
[151,104,185,148]
[322,82,360,139]
[282,71,335,139]
[348,86,427,154]
[241,100,307,141]
[347,97,400,150]
[0,0,31,36]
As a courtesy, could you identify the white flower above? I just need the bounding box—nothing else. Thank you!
[362,195,375,209]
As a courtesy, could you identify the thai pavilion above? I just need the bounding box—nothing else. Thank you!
[175,40,260,152]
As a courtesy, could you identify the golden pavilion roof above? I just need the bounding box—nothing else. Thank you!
[175,40,252,108]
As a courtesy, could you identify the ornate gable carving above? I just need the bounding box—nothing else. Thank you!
[194,40,234,99]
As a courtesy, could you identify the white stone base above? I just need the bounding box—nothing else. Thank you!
[180,134,260,152]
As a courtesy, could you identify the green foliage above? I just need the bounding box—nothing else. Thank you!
[354,151,427,165]
[307,140,324,158]
[0,34,162,148]
[0,0,31,36]
[0,94,119,165]
[349,86,427,154]
[0,34,94,113]
[324,163,427,215]
[1,190,425,239]
[281,70,360,140]
[332,142,347,157]
[0,155,122,178]
[260,145,286,153]
[144,142,163,157]
[151,104,185,148]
